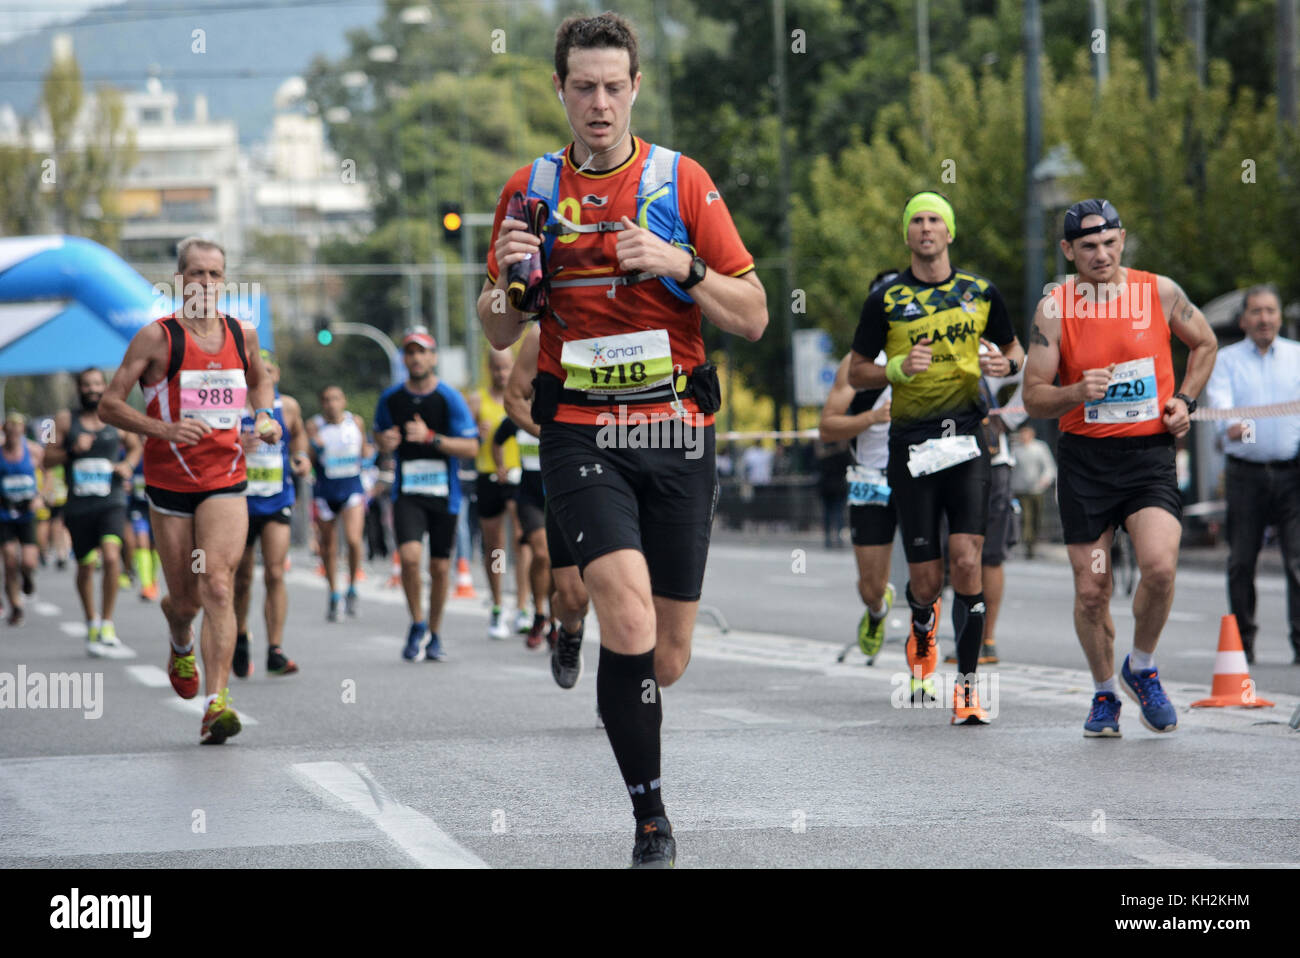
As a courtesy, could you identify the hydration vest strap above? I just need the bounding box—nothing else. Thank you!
[162,318,186,383]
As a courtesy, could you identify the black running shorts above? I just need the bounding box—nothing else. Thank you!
[476,473,517,520]
[1056,432,1181,545]
[981,462,1016,566]
[540,420,717,601]
[247,507,292,547]
[849,498,897,548]
[887,438,991,563]
[546,503,575,570]
[146,481,248,517]
[0,517,36,547]
[66,506,126,562]
[393,494,458,558]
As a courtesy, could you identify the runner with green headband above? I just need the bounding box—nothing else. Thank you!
[848,191,1023,725]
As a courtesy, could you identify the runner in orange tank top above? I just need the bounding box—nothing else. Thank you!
[99,237,283,745]
[1023,199,1217,738]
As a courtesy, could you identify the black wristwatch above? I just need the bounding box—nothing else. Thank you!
[679,254,707,290]
[1174,392,1197,414]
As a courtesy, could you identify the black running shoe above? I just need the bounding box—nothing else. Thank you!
[550,625,584,689]
[233,632,252,679]
[20,567,34,596]
[267,645,299,676]
[631,817,675,869]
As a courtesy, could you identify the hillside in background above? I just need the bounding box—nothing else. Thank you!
[0,0,383,141]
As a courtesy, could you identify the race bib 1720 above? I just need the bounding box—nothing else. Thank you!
[1084,356,1159,424]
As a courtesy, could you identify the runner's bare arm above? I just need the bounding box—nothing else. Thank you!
[848,349,888,390]
[114,430,143,478]
[820,355,883,442]
[503,326,542,439]
[27,439,44,471]
[42,410,71,466]
[281,396,311,476]
[1023,298,1090,419]
[1158,275,1218,401]
[241,327,280,444]
[354,413,375,460]
[613,217,767,342]
[99,326,207,443]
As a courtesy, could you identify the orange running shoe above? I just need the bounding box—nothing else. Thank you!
[952,680,991,725]
[905,596,941,680]
[167,645,199,700]
[140,581,159,601]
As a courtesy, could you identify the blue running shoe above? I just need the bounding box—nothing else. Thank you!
[1120,656,1178,732]
[424,633,447,662]
[402,622,427,662]
[1083,691,1122,737]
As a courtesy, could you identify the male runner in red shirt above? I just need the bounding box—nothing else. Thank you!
[100,237,282,744]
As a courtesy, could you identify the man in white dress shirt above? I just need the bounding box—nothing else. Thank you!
[1205,284,1300,665]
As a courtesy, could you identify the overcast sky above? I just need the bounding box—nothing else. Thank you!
[0,1,118,45]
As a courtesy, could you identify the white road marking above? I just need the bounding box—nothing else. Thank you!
[701,707,788,725]
[59,621,86,638]
[97,643,137,660]
[291,761,487,869]
[125,665,172,688]
[33,602,60,617]
[1052,820,1231,867]
[165,698,259,725]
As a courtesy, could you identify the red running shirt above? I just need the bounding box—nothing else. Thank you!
[140,314,250,492]
[487,138,755,425]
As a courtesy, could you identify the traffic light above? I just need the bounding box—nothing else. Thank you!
[315,315,333,346]
[440,202,463,244]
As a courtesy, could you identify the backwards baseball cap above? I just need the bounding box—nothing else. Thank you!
[902,191,955,243]
[1063,198,1122,241]
[402,326,436,350]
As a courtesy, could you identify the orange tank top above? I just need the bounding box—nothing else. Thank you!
[1055,268,1173,438]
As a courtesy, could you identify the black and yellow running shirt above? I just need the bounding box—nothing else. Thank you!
[852,267,1015,446]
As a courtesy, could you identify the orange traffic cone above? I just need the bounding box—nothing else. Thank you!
[386,553,401,588]
[1190,615,1275,708]
[453,556,476,598]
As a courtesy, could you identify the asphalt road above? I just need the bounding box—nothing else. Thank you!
[1,537,1297,869]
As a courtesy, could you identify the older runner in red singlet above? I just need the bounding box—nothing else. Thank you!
[100,237,282,745]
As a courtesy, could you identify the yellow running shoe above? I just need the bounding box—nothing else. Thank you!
[200,689,242,745]
[857,582,894,657]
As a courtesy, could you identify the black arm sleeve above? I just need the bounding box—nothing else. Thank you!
[985,285,1016,348]
[851,291,887,360]
[492,417,518,446]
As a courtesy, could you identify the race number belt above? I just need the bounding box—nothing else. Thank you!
[907,435,981,478]
[401,458,449,498]
[71,457,114,498]
[180,369,247,430]
[560,329,674,396]
[246,448,284,497]
[846,465,890,506]
[1084,356,1159,424]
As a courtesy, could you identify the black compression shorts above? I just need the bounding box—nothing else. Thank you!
[1055,432,1181,545]
[849,498,897,548]
[66,506,126,562]
[546,503,575,570]
[540,420,718,601]
[887,438,991,563]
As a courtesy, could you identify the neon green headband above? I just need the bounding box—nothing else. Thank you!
[902,192,955,244]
